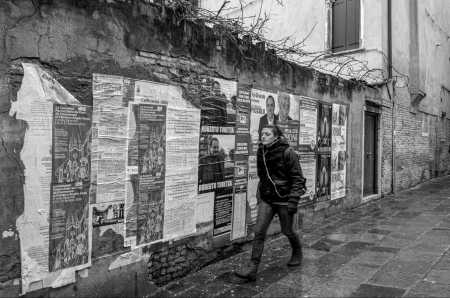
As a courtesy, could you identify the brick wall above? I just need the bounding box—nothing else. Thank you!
[391,85,450,191]
[381,104,393,195]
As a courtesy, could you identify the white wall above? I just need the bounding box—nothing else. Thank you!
[200,0,388,83]
[417,0,450,115]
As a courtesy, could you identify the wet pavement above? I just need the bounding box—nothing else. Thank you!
[151,176,450,297]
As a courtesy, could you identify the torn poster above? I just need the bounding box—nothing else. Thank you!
[10,63,91,294]
[91,74,131,255]
[125,79,199,246]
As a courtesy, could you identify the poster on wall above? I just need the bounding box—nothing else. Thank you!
[12,63,91,294]
[299,97,318,152]
[198,77,237,236]
[317,102,332,153]
[316,153,331,201]
[249,89,278,154]
[91,202,125,258]
[230,85,251,240]
[92,74,131,206]
[315,102,332,202]
[92,74,132,254]
[124,79,200,245]
[135,104,166,245]
[276,92,300,150]
[163,103,200,240]
[331,104,348,200]
[49,104,92,272]
[247,88,277,224]
[299,153,316,204]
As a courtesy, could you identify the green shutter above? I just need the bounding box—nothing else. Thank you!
[332,0,347,52]
[346,0,360,49]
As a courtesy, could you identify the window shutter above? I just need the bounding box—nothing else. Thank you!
[346,0,360,49]
[332,0,346,52]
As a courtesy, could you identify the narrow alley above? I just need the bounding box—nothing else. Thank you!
[154,176,450,298]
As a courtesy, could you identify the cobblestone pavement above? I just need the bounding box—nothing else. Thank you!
[151,176,450,298]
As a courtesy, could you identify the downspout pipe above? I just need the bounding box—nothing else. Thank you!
[387,0,396,194]
[387,0,392,79]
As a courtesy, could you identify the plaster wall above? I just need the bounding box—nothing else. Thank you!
[200,0,388,82]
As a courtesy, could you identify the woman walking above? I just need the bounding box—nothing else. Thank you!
[235,125,306,281]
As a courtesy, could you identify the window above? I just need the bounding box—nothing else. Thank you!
[331,0,361,53]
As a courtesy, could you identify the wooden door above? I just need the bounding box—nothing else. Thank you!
[364,111,378,196]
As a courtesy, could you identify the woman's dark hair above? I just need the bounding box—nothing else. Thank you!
[262,125,284,138]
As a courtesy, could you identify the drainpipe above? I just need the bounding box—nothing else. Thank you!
[387,0,396,194]
[387,0,392,79]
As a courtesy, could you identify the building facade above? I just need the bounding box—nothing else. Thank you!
[202,0,450,192]
[0,0,448,296]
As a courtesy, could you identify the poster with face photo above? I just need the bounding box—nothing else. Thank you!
[198,132,235,236]
[248,88,277,224]
[199,77,237,236]
[199,77,237,128]
[276,92,300,150]
[249,88,278,155]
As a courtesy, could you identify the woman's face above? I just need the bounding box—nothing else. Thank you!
[261,128,276,145]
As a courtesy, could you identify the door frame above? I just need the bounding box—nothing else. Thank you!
[361,104,382,203]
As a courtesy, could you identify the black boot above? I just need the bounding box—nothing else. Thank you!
[287,236,303,267]
[234,261,258,281]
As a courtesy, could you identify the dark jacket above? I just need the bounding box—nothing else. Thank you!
[257,137,306,205]
[258,114,278,140]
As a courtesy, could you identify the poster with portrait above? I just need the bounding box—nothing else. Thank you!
[49,104,92,272]
[275,92,300,150]
[331,104,348,200]
[198,77,237,236]
[317,102,332,153]
[247,88,277,224]
[316,153,331,201]
[299,97,318,152]
[249,88,278,154]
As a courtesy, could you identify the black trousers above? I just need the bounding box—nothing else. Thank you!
[251,199,301,264]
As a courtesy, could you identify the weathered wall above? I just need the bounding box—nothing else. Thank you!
[201,0,389,84]
[390,0,450,191]
[201,0,450,191]
[1,0,382,296]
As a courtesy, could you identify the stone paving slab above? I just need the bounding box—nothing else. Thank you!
[150,176,450,297]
